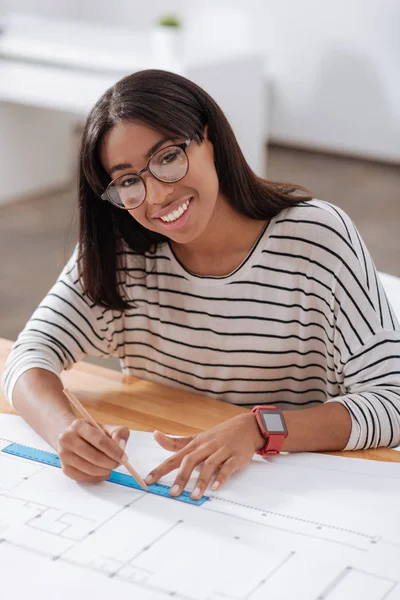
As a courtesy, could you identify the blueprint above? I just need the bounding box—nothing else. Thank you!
[0,414,399,600]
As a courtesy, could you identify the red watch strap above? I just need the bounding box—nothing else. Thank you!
[262,435,284,454]
[251,405,287,456]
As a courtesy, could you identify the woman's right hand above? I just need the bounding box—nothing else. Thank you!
[56,419,130,483]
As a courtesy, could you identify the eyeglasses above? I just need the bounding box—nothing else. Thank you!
[101,138,192,210]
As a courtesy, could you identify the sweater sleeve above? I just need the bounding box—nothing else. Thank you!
[323,205,400,450]
[1,248,125,407]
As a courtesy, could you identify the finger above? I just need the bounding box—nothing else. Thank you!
[61,463,110,484]
[191,447,230,500]
[169,442,217,497]
[104,425,130,452]
[59,437,119,471]
[153,430,195,452]
[145,439,198,484]
[210,457,242,492]
[61,450,113,478]
[74,420,124,462]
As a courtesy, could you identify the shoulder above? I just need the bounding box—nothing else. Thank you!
[60,245,80,282]
[272,199,358,254]
[60,244,147,284]
[118,242,171,271]
[115,242,175,293]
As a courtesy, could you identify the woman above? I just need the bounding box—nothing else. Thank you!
[3,70,400,500]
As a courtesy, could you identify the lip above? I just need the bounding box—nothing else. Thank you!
[151,196,193,220]
[155,197,193,231]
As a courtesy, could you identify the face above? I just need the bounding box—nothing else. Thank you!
[100,121,220,244]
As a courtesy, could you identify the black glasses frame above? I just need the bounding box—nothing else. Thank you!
[100,138,192,210]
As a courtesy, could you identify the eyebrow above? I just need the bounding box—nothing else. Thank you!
[108,135,175,176]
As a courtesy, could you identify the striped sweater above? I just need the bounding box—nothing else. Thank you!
[3,200,400,451]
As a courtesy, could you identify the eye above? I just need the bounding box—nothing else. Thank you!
[160,149,180,164]
[118,175,141,188]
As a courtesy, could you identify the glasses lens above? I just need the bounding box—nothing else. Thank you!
[150,146,188,182]
[108,174,145,209]
[105,145,188,209]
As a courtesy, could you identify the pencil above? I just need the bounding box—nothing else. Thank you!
[63,388,148,491]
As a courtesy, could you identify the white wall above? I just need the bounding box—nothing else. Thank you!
[2,0,399,161]
[253,0,400,161]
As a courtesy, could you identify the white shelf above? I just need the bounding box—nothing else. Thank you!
[0,13,151,74]
[0,60,127,114]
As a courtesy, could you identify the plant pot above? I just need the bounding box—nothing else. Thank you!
[150,26,181,70]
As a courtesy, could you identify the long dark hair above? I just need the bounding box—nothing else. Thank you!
[79,69,311,310]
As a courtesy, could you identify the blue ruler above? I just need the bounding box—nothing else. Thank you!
[1,442,208,506]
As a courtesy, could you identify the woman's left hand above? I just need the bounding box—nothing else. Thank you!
[144,413,265,500]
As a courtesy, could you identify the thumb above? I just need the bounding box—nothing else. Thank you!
[104,425,130,452]
[153,430,194,452]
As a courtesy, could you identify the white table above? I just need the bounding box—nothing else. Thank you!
[0,16,267,203]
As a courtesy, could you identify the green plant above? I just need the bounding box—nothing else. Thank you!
[156,15,181,28]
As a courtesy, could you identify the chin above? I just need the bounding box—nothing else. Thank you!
[166,229,202,244]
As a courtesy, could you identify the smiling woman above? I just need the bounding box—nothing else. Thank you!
[3,69,400,500]
[79,69,310,307]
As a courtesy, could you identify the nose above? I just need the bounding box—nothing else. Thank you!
[144,173,174,206]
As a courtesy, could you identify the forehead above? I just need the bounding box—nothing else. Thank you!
[100,121,168,172]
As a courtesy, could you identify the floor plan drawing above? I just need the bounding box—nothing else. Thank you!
[317,567,398,600]
[1,415,399,600]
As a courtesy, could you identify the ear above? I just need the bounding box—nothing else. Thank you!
[202,125,215,163]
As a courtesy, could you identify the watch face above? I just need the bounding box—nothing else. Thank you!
[261,410,287,434]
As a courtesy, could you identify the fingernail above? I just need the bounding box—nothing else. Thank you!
[145,475,153,484]
[192,487,201,499]
[211,480,220,491]
[170,484,180,496]
[118,439,127,451]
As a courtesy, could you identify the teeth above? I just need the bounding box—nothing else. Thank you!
[160,199,190,223]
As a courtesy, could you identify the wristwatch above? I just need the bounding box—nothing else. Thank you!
[251,405,288,456]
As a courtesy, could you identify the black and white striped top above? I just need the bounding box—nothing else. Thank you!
[3,200,400,450]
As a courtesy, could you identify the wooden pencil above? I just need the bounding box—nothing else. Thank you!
[63,388,148,491]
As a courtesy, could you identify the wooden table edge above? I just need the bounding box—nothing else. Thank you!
[1,337,399,462]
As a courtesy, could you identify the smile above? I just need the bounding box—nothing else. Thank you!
[159,198,191,223]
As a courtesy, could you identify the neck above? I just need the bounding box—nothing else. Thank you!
[170,195,268,277]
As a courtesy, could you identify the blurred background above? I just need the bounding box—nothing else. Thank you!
[1,0,399,357]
